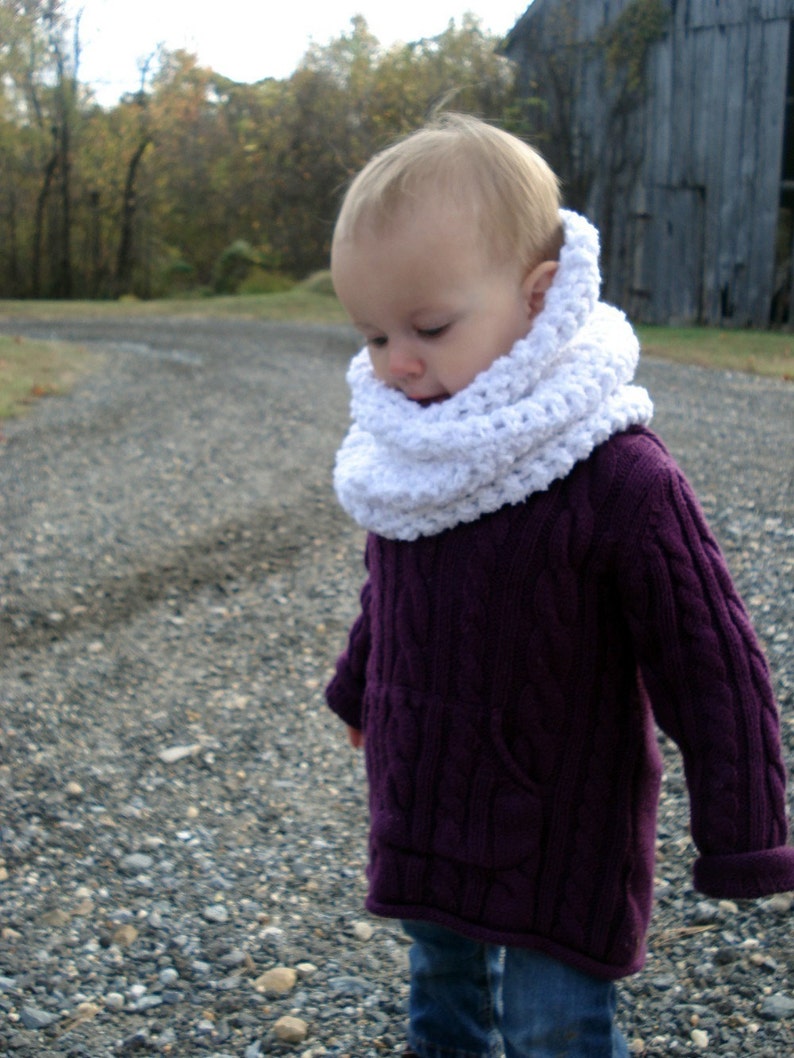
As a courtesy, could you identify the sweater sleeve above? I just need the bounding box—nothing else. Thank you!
[620,456,794,898]
[325,553,372,732]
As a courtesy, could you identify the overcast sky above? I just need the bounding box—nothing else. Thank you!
[66,1,530,105]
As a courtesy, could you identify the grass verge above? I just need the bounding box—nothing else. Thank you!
[0,285,349,421]
[0,335,103,421]
[638,326,794,380]
[0,288,351,324]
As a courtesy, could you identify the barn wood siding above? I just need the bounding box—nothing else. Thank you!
[506,0,793,325]
[685,0,794,27]
[634,11,790,325]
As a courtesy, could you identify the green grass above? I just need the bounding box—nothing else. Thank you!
[0,286,351,324]
[0,290,791,422]
[638,326,794,380]
[0,334,104,421]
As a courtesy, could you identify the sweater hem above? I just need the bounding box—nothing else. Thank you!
[366,898,646,982]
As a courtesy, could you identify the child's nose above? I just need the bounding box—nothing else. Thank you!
[387,341,424,379]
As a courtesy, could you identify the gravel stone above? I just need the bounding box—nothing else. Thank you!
[119,854,155,875]
[18,1005,58,1030]
[759,993,794,1020]
[0,316,792,1057]
[273,1014,309,1043]
[254,966,297,995]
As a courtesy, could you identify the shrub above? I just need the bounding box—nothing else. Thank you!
[213,239,259,293]
[213,239,291,295]
[238,268,295,295]
[298,270,336,297]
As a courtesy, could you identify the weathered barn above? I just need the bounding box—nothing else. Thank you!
[502,0,794,327]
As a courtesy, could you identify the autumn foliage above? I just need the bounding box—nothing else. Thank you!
[0,3,519,300]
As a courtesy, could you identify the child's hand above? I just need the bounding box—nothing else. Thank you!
[347,726,364,749]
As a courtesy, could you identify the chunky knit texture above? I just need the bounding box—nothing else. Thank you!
[333,210,653,541]
[326,427,794,980]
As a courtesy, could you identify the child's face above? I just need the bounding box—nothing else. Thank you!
[332,201,553,404]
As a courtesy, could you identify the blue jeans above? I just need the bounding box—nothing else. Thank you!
[403,920,629,1058]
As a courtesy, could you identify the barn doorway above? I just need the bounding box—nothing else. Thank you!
[629,184,706,325]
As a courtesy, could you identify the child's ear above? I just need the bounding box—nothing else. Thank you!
[522,261,558,320]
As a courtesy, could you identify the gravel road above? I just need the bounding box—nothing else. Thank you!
[0,316,792,1058]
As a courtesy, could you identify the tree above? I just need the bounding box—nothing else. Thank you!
[254,14,518,276]
[114,57,156,296]
[0,0,83,296]
[0,9,521,297]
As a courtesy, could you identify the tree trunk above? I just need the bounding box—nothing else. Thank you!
[57,113,72,298]
[115,137,152,297]
[2,187,22,297]
[32,151,58,298]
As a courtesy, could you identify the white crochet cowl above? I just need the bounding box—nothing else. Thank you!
[333,209,653,541]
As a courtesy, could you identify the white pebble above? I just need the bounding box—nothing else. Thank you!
[766,893,793,913]
[202,904,229,923]
[352,920,374,941]
[158,744,201,764]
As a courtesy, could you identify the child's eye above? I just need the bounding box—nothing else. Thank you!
[367,336,388,349]
[417,324,449,339]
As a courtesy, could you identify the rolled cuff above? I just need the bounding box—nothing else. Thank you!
[325,670,364,731]
[694,846,794,899]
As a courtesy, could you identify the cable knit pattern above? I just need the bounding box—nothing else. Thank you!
[326,427,794,980]
[334,210,653,540]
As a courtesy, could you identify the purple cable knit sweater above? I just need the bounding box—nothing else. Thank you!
[326,425,794,980]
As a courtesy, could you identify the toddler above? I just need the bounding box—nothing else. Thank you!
[325,113,794,1058]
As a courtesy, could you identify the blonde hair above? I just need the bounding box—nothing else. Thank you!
[333,113,563,269]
